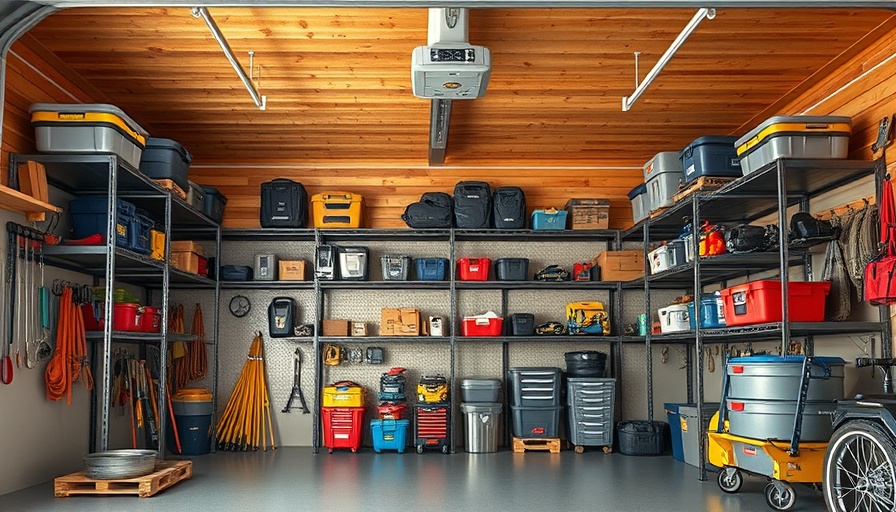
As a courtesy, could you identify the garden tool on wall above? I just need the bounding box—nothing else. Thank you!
[35,242,52,363]
[216,332,276,451]
[282,347,310,414]
[2,228,16,384]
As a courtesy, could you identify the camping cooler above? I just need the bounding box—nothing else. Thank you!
[644,152,685,210]
[29,103,149,170]
[687,292,727,329]
[680,136,741,184]
[735,115,852,176]
[312,192,363,228]
[381,254,411,281]
[720,280,831,326]
[658,304,690,333]
[628,184,649,224]
[139,137,191,192]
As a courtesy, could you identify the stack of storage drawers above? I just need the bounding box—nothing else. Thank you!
[460,378,502,453]
[509,367,563,439]
[321,381,366,453]
[414,375,450,453]
[567,378,616,452]
[372,368,409,453]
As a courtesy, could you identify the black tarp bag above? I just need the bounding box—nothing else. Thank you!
[401,192,453,228]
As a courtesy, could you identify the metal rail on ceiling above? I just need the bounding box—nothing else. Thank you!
[28,1,896,8]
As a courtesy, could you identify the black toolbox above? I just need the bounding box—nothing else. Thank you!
[509,313,535,336]
[261,179,308,228]
[139,137,191,192]
[495,258,530,281]
[220,265,253,281]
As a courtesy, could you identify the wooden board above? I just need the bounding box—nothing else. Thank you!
[154,179,187,200]
[671,176,738,203]
[54,460,192,498]
[512,437,561,453]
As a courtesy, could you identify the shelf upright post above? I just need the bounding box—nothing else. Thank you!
[776,159,791,356]
[312,229,322,454]
[643,221,653,422]
[156,188,172,457]
[448,228,457,454]
[211,225,222,451]
[692,195,706,481]
[612,231,624,418]
[98,156,118,452]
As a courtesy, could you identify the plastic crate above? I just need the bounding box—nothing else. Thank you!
[311,192,363,228]
[128,210,154,254]
[381,254,411,281]
[139,137,191,192]
[510,405,562,438]
[322,407,365,453]
[415,258,447,281]
[457,257,490,281]
[69,196,135,248]
[720,280,831,326]
[510,313,535,336]
[461,316,503,337]
[370,419,410,453]
[680,136,741,184]
[508,367,562,407]
[495,258,529,281]
[617,420,669,456]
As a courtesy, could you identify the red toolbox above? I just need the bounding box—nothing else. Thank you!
[461,316,504,336]
[457,258,491,281]
[414,404,450,454]
[377,403,407,420]
[720,280,831,326]
[322,406,365,453]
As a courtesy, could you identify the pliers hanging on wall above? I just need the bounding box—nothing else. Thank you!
[282,347,309,414]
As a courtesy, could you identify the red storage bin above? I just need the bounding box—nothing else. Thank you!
[140,306,161,333]
[461,317,504,336]
[322,406,365,453]
[377,403,407,420]
[457,257,491,281]
[720,280,831,326]
[112,303,142,331]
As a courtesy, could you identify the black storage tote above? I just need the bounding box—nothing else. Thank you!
[260,179,307,228]
[401,192,453,228]
[493,186,526,229]
[453,181,492,229]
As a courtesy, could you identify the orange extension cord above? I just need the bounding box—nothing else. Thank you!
[45,287,93,404]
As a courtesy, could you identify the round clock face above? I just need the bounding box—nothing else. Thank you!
[229,295,251,318]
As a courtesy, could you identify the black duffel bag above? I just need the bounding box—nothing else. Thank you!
[493,186,526,229]
[454,181,492,228]
[401,192,453,228]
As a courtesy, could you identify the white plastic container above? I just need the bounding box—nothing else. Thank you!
[648,240,686,274]
[644,152,685,210]
[658,304,690,333]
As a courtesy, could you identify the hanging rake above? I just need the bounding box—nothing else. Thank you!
[215,332,276,451]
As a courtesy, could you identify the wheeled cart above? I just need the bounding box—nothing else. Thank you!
[414,404,450,454]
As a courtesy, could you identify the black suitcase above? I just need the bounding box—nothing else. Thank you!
[453,181,492,229]
[493,186,526,229]
[260,179,307,228]
[401,192,453,228]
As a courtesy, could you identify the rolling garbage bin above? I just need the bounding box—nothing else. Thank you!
[461,402,501,453]
[171,388,213,455]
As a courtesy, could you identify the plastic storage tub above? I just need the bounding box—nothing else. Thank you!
[510,313,535,336]
[644,152,685,210]
[322,383,366,407]
[726,355,845,402]
[509,367,562,407]
[461,378,502,402]
[381,255,411,281]
[628,183,649,224]
[720,280,831,326]
[687,293,727,329]
[510,405,562,438]
[461,316,503,337]
[658,304,690,333]
[338,247,369,280]
[495,258,529,281]
[69,196,135,248]
[680,136,741,184]
[112,303,142,331]
[664,403,686,462]
[370,419,409,453]
[170,388,214,455]
[462,403,502,452]
[725,399,835,441]
[415,258,447,281]
[29,103,149,170]
[565,351,607,377]
[322,406,365,452]
[311,192,363,228]
[531,209,567,230]
[617,420,669,456]
[202,186,227,224]
[678,404,719,467]
[457,257,490,281]
[735,115,852,176]
[648,241,686,274]
[139,137,191,191]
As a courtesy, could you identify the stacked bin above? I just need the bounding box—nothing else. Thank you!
[460,378,502,453]
[567,378,616,453]
[372,368,409,453]
[508,367,563,439]
[321,381,367,453]
[414,375,450,453]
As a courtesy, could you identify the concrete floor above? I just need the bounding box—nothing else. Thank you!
[0,448,826,512]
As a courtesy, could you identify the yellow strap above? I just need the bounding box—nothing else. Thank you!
[737,122,851,155]
[31,110,147,146]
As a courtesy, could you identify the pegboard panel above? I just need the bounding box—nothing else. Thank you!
[213,240,317,267]
[455,342,504,380]
[455,240,608,272]
[322,289,450,326]
[507,340,615,371]
[504,289,611,325]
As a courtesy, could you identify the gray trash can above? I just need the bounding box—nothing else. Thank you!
[461,402,502,453]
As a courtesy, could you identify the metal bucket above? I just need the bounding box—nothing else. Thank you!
[461,402,501,453]
[726,398,836,441]
[727,355,844,401]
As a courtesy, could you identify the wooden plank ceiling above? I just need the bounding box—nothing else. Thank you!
[26,7,895,167]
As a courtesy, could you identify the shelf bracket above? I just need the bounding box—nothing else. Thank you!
[622,8,715,112]
[192,7,267,111]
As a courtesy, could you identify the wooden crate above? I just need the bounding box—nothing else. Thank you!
[672,176,737,203]
[55,460,192,498]
[512,437,561,453]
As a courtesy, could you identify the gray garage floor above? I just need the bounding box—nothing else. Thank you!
[0,448,825,512]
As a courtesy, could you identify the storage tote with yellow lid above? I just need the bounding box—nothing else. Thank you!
[323,381,367,407]
[735,115,852,176]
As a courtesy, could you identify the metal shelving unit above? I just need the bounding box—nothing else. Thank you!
[628,157,889,480]
[10,153,221,456]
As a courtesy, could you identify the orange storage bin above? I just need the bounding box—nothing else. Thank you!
[720,280,830,326]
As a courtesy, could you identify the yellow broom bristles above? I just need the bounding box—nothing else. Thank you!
[215,334,277,451]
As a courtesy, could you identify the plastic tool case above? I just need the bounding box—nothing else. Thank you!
[680,136,741,184]
[311,192,363,228]
[29,103,149,169]
[260,179,308,228]
[139,137,191,192]
[735,115,852,176]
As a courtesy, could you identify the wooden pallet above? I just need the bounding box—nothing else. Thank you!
[55,460,192,498]
[672,176,736,203]
[154,179,187,200]
[648,206,668,218]
[513,437,561,453]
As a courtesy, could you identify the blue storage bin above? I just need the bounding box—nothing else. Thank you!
[664,403,686,462]
[129,210,154,254]
[531,209,567,230]
[680,136,741,184]
[415,258,447,281]
[628,183,649,224]
[370,419,409,453]
[687,293,726,329]
[69,196,135,248]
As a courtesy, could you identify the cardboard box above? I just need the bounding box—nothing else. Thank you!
[596,250,644,281]
[380,308,420,336]
[170,251,200,274]
[279,260,307,281]
[351,322,368,337]
[322,319,350,336]
[565,198,610,230]
[170,240,205,257]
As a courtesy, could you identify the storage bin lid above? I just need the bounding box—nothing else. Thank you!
[461,378,501,389]
[627,183,647,199]
[727,355,845,366]
[643,151,683,179]
[311,191,362,202]
[680,136,739,158]
[509,366,561,374]
[172,388,213,402]
[370,419,410,427]
[144,137,192,165]
[29,103,149,136]
[461,403,502,413]
[735,115,852,154]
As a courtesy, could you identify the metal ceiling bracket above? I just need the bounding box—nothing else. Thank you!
[429,98,452,165]
[192,6,267,110]
[622,7,715,112]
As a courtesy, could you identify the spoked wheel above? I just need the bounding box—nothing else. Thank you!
[764,480,796,511]
[824,419,896,512]
[416,444,424,454]
[717,467,743,494]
